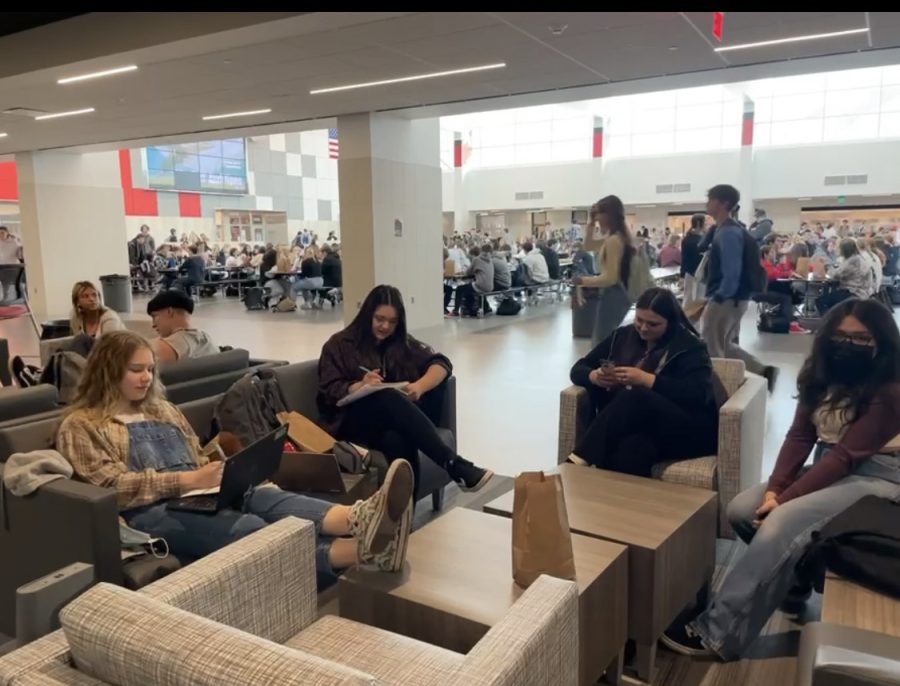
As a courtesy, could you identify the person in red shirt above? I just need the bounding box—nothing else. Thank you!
[664,299,900,660]
[754,244,796,326]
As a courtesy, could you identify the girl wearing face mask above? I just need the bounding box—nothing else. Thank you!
[318,285,493,494]
[567,288,719,475]
[664,298,900,661]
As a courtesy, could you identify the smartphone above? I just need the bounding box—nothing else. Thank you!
[598,359,616,373]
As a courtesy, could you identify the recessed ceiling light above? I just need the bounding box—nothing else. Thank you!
[668,46,679,51]
[0,133,7,139]
[202,108,272,121]
[57,65,138,84]
[714,28,868,53]
[34,107,95,121]
[310,62,506,95]
[548,24,568,36]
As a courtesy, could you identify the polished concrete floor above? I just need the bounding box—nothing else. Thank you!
[3,292,815,479]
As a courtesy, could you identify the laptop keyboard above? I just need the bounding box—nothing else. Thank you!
[185,495,218,510]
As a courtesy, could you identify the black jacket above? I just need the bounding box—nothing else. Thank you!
[322,253,343,287]
[681,230,703,277]
[539,246,561,280]
[571,324,719,424]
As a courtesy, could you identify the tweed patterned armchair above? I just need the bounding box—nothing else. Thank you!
[1,518,580,686]
[558,358,767,538]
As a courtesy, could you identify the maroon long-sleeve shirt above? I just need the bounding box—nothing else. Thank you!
[768,384,900,503]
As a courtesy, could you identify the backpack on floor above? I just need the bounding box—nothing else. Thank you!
[889,284,900,306]
[496,297,522,316]
[214,368,289,449]
[797,496,900,599]
[243,287,267,310]
[757,312,791,334]
[40,351,87,404]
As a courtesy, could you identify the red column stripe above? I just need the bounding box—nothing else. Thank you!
[741,112,754,146]
[592,131,603,158]
[0,161,18,200]
[453,140,463,168]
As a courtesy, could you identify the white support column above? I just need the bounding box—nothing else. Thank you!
[16,150,129,320]
[738,97,756,224]
[337,113,443,332]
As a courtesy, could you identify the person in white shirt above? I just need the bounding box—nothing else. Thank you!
[224,248,241,268]
[447,241,470,272]
[521,241,550,285]
[857,238,883,295]
[146,290,219,362]
[0,226,22,301]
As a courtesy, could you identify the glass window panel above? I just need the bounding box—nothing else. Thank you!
[630,91,677,109]
[552,117,590,142]
[604,134,631,158]
[467,148,483,168]
[551,139,589,162]
[221,139,244,159]
[824,88,881,117]
[882,65,900,86]
[823,114,879,142]
[766,73,827,96]
[753,122,771,147]
[632,107,676,134]
[631,131,674,156]
[515,121,552,144]
[771,92,825,121]
[515,105,558,122]
[675,127,723,153]
[753,97,773,123]
[880,85,900,112]
[879,111,900,138]
[198,140,222,157]
[675,85,725,106]
[199,156,221,174]
[676,103,723,130]
[721,125,742,148]
[480,146,516,167]
[722,99,744,125]
[146,147,173,171]
[480,125,515,147]
[827,67,882,90]
[515,142,552,164]
[771,119,822,145]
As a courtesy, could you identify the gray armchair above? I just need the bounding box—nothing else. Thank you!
[557,358,767,538]
[272,360,455,510]
[796,622,900,686]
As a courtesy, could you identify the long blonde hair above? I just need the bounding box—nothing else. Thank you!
[69,281,108,333]
[67,331,168,421]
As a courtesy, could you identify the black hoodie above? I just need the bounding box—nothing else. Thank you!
[571,323,720,426]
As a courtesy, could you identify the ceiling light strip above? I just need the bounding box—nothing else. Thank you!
[202,108,272,121]
[0,133,7,139]
[715,28,868,53]
[34,108,96,121]
[58,65,138,84]
[310,62,507,95]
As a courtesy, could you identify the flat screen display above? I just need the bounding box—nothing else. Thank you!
[145,138,247,194]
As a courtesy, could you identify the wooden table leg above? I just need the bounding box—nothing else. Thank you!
[634,641,657,683]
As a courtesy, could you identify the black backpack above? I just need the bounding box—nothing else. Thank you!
[213,368,289,448]
[740,229,768,295]
[243,287,267,311]
[496,297,522,316]
[797,496,900,598]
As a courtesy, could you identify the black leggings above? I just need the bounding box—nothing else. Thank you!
[817,287,852,315]
[336,382,456,488]
[575,387,718,476]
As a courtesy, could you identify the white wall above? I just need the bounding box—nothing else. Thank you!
[462,160,595,211]
[17,150,129,319]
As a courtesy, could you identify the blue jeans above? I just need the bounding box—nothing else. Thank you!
[691,453,900,659]
[124,485,337,588]
[291,276,324,303]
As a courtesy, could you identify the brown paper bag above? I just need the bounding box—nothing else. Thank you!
[277,411,336,454]
[683,298,707,323]
[511,471,577,589]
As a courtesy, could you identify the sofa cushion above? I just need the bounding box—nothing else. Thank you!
[158,349,249,386]
[60,583,377,686]
[287,615,462,686]
[0,385,58,423]
[0,630,70,685]
[272,361,321,420]
[0,416,62,463]
[651,455,717,491]
[11,659,106,685]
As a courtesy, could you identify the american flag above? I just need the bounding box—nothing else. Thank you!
[328,128,339,159]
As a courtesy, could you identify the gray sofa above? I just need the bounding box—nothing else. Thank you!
[159,348,287,404]
[0,385,60,428]
[796,622,900,686]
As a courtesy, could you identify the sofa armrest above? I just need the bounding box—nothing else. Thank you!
[439,376,457,437]
[796,622,900,686]
[142,516,318,644]
[456,575,579,686]
[557,385,592,464]
[716,372,767,538]
[0,467,121,638]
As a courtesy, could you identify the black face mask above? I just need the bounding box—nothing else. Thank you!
[827,340,875,383]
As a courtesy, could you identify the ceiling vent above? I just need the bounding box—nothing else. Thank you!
[824,175,846,186]
[514,191,544,201]
[656,183,692,194]
[846,174,868,185]
[2,107,47,118]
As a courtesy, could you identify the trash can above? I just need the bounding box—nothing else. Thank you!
[40,319,72,340]
[99,274,132,314]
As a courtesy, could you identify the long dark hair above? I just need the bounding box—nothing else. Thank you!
[593,195,634,286]
[634,287,699,340]
[346,285,413,375]
[798,299,900,416]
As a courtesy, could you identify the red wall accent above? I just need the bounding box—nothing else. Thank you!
[118,148,158,216]
[453,140,463,168]
[0,161,18,200]
[592,130,603,158]
[741,112,754,146]
[178,192,201,217]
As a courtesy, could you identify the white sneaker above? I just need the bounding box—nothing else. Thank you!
[566,453,589,466]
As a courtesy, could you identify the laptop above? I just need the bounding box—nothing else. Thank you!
[167,425,288,515]
[273,452,347,494]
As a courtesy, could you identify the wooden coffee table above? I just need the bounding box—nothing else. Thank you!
[484,465,716,681]
[339,507,628,686]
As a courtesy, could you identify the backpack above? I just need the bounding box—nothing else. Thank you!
[40,351,87,404]
[757,311,790,334]
[496,297,522,316]
[740,230,768,295]
[213,368,289,448]
[624,250,654,303]
[797,496,900,598]
[242,286,267,310]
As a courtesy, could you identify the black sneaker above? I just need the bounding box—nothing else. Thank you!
[780,585,812,620]
[448,458,493,492]
[763,365,779,394]
[660,623,713,657]
[10,356,40,388]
